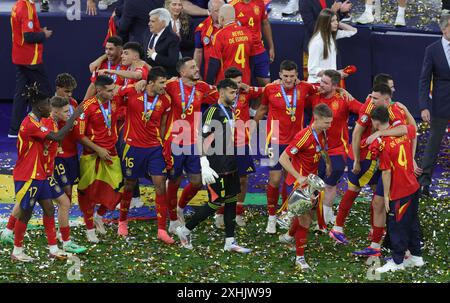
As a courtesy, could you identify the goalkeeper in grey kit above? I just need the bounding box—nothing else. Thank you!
[175,78,252,253]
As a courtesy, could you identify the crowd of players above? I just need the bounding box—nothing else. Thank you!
[0,0,426,275]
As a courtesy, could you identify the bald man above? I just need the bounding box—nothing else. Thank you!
[205,4,255,84]
[193,0,225,78]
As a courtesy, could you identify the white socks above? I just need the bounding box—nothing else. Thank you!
[225,237,235,246]
[397,6,406,16]
[333,225,343,233]
[365,3,374,13]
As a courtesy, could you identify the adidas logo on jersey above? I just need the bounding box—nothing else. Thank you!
[246,167,254,172]
[238,12,244,18]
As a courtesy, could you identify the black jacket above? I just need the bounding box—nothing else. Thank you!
[170,19,195,58]
[144,26,181,77]
[115,0,164,46]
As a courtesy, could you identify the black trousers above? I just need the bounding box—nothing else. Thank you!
[419,116,449,186]
[9,64,51,135]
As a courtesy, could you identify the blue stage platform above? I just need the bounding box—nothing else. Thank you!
[0,10,442,119]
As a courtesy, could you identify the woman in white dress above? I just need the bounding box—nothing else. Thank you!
[307,8,357,84]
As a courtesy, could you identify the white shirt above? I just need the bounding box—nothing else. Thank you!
[148,27,167,61]
[441,36,450,68]
[171,18,181,35]
[307,29,357,83]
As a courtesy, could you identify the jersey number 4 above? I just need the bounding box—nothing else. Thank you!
[235,44,246,69]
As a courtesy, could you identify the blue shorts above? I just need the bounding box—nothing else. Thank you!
[268,144,288,171]
[374,174,384,197]
[54,156,80,187]
[170,143,201,179]
[318,155,346,186]
[14,177,64,211]
[236,145,256,176]
[347,158,380,188]
[252,51,270,79]
[122,144,167,178]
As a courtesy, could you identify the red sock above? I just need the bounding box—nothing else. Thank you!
[178,183,200,209]
[156,193,168,230]
[14,220,27,247]
[97,205,108,217]
[288,216,299,237]
[335,190,359,227]
[60,226,70,242]
[372,226,385,244]
[167,181,179,221]
[281,181,288,205]
[83,209,95,230]
[266,184,279,216]
[43,215,57,246]
[236,203,244,216]
[119,190,133,222]
[6,215,17,231]
[295,225,309,257]
[216,206,224,215]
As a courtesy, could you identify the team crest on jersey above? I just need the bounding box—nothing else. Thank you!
[203,36,210,45]
[28,21,33,30]
[40,126,48,132]
[332,101,339,110]
[361,114,368,123]
[290,147,298,154]
[254,6,260,15]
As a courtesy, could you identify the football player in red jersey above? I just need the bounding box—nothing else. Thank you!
[8,86,83,262]
[212,67,263,228]
[85,36,125,100]
[230,0,275,86]
[253,60,317,234]
[205,4,255,85]
[77,75,124,243]
[193,0,225,78]
[116,67,174,243]
[329,84,417,256]
[156,58,215,232]
[278,103,332,270]
[305,70,362,228]
[369,106,424,273]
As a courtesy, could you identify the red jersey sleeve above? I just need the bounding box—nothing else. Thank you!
[406,124,416,140]
[118,84,137,98]
[198,81,217,105]
[18,3,33,33]
[136,66,148,81]
[378,140,391,171]
[261,85,271,106]
[248,86,263,99]
[348,98,363,114]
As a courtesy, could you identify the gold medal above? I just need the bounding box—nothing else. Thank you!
[144,112,150,122]
[57,146,64,154]
[291,116,296,122]
[181,113,186,119]
[43,149,49,156]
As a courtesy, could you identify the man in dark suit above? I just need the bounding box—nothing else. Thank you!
[144,8,181,77]
[418,14,450,196]
[115,0,164,46]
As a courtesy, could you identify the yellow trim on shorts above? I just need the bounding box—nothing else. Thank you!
[16,179,33,204]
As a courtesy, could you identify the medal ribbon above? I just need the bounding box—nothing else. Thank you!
[144,92,159,120]
[97,98,111,131]
[280,85,297,119]
[179,79,196,115]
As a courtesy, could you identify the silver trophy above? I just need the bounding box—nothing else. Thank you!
[277,174,326,230]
